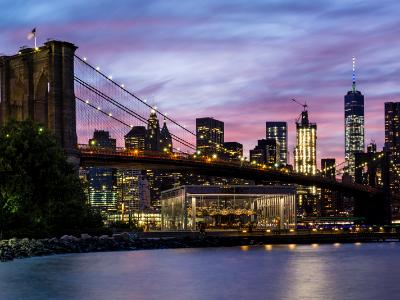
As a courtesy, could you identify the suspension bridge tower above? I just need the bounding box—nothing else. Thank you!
[0,40,78,164]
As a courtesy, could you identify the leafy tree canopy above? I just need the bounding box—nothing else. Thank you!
[0,120,102,238]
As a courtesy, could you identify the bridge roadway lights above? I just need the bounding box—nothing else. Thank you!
[78,148,396,222]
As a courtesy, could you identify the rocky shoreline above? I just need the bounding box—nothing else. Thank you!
[0,233,234,262]
[2,232,399,262]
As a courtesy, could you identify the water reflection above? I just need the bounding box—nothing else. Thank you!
[1,243,400,300]
[264,244,273,251]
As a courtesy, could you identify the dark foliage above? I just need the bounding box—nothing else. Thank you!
[0,120,103,238]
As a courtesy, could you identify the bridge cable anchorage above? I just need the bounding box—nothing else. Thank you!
[74,78,196,151]
[74,55,195,136]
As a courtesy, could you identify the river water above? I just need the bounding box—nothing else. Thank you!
[0,242,399,300]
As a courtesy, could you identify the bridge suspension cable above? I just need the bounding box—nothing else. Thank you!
[74,55,195,135]
[76,96,194,153]
[74,54,196,152]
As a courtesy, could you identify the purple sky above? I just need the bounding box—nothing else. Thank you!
[2,0,400,165]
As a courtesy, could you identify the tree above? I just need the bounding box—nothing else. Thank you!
[0,120,102,238]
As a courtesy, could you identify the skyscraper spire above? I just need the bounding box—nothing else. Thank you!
[352,56,356,93]
[344,55,365,177]
[160,116,173,152]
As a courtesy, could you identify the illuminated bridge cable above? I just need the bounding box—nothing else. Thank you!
[74,77,196,151]
[74,74,196,150]
[75,77,148,123]
[74,55,196,136]
[76,96,131,127]
[76,96,191,154]
[75,90,196,151]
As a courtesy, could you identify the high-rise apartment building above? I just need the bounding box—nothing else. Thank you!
[146,109,161,151]
[250,139,280,166]
[384,102,400,193]
[266,122,287,165]
[125,126,146,150]
[196,117,224,156]
[87,130,118,222]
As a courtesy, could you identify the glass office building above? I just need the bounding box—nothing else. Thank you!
[344,57,365,177]
[266,122,287,165]
[196,117,224,156]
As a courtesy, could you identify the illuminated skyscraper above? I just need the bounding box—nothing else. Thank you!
[146,109,161,151]
[266,122,287,165]
[87,130,118,222]
[116,169,151,219]
[125,126,146,150]
[344,57,365,177]
[385,102,400,193]
[294,110,317,175]
[120,130,151,219]
[196,117,224,156]
[250,139,280,166]
[222,142,243,161]
[160,117,173,152]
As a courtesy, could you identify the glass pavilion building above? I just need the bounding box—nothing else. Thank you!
[161,185,296,231]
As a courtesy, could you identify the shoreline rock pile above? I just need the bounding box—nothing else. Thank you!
[0,233,224,262]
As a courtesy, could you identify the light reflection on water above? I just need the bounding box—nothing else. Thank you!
[0,243,399,300]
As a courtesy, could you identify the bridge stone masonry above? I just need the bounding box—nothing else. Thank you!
[0,39,395,226]
[0,40,79,165]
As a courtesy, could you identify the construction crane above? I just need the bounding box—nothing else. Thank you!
[291,98,308,111]
[291,98,308,124]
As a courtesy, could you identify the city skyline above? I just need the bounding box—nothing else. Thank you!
[2,0,400,164]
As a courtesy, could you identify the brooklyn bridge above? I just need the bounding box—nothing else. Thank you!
[0,40,396,224]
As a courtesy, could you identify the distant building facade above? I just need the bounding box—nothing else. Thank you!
[320,158,341,217]
[196,117,224,156]
[385,102,400,194]
[222,142,243,161]
[266,121,287,165]
[87,130,118,221]
[160,118,173,152]
[125,126,146,150]
[146,109,161,151]
[250,139,280,166]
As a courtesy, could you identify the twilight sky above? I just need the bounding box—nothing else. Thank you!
[2,0,400,165]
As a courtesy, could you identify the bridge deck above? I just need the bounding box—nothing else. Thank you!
[77,146,389,197]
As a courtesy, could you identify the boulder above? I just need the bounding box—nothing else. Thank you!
[60,235,78,242]
[80,234,92,240]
